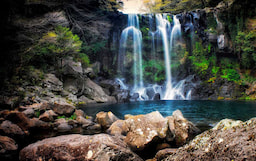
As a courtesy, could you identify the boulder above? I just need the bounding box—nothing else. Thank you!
[39,110,58,122]
[5,111,32,131]
[76,116,94,127]
[43,73,63,92]
[96,111,119,129]
[57,122,72,133]
[84,79,117,103]
[146,87,155,100]
[77,95,97,104]
[74,109,85,117]
[162,118,256,161]
[108,111,168,151]
[62,57,83,77]
[19,134,143,161]
[171,110,200,146]
[51,99,75,116]
[0,120,25,136]
[246,82,256,95]
[153,93,161,100]
[29,118,51,130]
[22,108,35,118]
[0,136,18,154]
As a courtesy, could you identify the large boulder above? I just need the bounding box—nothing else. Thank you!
[39,110,58,122]
[170,110,200,146]
[162,118,256,161]
[96,111,119,130]
[5,111,32,131]
[19,134,143,161]
[43,73,63,93]
[84,79,117,103]
[108,111,168,151]
[50,99,75,116]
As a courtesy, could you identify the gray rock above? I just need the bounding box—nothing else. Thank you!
[0,120,25,136]
[22,108,35,118]
[43,74,63,92]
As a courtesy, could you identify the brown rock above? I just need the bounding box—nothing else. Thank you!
[19,134,143,161]
[51,100,75,116]
[22,108,35,118]
[154,148,177,160]
[108,111,168,151]
[76,116,93,127]
[39,110,58,122]
[74,109,84,117]
[96,111,119,129]
[29,118,51,130]
[171,110,200,146]
[5,111,32,131]
[0,120,25,136]
[162,118,256,161]
[0,136,18,154]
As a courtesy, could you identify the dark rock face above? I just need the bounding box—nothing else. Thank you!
[0,136,18,156]
[162,118,256,161]
[19,134,143,161]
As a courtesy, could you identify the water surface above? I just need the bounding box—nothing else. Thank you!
[82,100,256,127]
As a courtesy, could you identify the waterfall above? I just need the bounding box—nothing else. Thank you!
[118,14,143,91]
[117,13,193,101]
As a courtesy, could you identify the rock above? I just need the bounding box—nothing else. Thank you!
[130,93,139,101]
[96,111,119,129]
[0,136,18,154]
[62,57,83,77]
[39,110,58,122]
[74,109,85,117]
[77,95,96,104]
[22,108,35,118]
[108,111,168,151]
[171,110,200,146]
[51,99,75,116]
[76,116,94,127]
[162,118,256,161]
[154,148,177,160]
[29,118,51,130]
[5,111,32,131]
[0,120,25,136]
[246,82,256,95]
[43,73,63,92]
[19,102,50,111]
[153,93,161,100]
[57,122,72,133]
[84,79,117,103]
[19,134,143,161]
[146,87,155,100]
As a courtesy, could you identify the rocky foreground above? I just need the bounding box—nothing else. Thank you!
[0,103,255,161]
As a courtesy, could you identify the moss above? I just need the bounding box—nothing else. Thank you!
[217,96,224,100]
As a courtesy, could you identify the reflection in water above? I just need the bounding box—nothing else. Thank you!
[82,100,256,127]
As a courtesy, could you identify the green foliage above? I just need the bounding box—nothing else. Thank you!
[235,31,256,68]
[219,58,240,82]
[82,41,106,61]
[74,53,90,67]
[57,113,77,120]
[143,59,165,83]
[35,110,40,118]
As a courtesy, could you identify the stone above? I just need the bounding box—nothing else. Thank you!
[62,57,83,77]
[19,134,143,161]
[22,108,35,118]
[0,136,18,154]
[51,99,75,116]
[74,109,85,117]
[43,73,63,92]
[0,120,25,136]
[39,110,58,122]
[5,111,32,131]
[153,93,161,100]
[171,110,200,146]
[108,111,168,151]
[162,118,256,161]
[154,148,177,160]
[246,82,256,95]
[77,95,97,104]
[146,87,155,100]
[57,122,72,132]
[76,115,94,127]
[96,111,119,129]
[84,79,117,103]
[29,118,51,130]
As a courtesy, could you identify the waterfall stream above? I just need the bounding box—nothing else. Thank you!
[118,13,193,100]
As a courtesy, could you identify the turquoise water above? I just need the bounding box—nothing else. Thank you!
[82,100,256,127]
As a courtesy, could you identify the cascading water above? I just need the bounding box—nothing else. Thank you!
[118,14,193,100]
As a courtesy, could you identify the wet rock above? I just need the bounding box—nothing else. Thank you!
[19,134,143,161]
[39,110,58,122]
[108,111,168,151]
[0,120,25,136]
[0,136,18,154]
[146,87,155,100]
[96,111,119,130]
[153,93,161,100]
[74,109,85,117]
[162,118,256,161]
[130,93,139,101]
